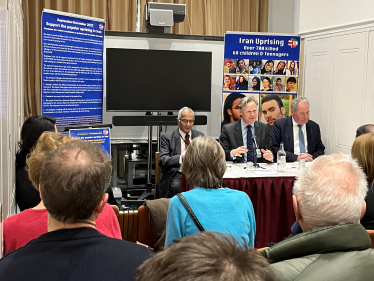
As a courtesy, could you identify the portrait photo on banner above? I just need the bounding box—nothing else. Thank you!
[248,75,261,91]
[223,74,236,91]
[221,92,260,125]
[261,76,273,92]
[258,94,296,123]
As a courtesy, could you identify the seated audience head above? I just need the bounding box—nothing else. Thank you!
[183,135,225,188]
[293,154,367,230]
[39,139,112,223]
[223,93,245,123]
[356,124,374,138]
[239,96,258,126]
[291,97,309,126]
[19,115,56,153]
[136,232,272,281]
[261,95,286,127]
[26,131,76,191]
[177,107,195,135]
[352,132,374,186]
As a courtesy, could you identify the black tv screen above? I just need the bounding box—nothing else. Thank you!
[106,48,212,112]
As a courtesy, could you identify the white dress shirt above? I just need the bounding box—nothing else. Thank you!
[292,117,308,155]
[179,129,190,170]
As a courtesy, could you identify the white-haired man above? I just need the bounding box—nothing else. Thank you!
[261,154,374,281]
[271,96,325,162]
[157,107,203,198]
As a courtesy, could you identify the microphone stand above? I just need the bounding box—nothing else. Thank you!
[252,135,260,168]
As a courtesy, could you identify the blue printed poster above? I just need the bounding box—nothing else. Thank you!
[221,32,300,127]
[69,127,111,156]
[41,10,105,126]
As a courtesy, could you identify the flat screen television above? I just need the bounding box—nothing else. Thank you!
[106,48,212,112]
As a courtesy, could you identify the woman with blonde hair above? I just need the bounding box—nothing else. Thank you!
[352,132,374,229]
[3,132,121,255]
[165,136,256,247]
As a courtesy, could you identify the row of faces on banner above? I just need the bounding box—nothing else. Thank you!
[223,75,298,93]
[222,92,297,125]
[224,59,299,76]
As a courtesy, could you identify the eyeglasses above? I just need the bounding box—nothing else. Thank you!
[179,119,195,125]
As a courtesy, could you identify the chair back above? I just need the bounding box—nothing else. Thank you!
[118,210,139,242]
[137,205,155,247]
[367,230,374,248]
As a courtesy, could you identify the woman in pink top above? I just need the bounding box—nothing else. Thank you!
[3,132,121,255]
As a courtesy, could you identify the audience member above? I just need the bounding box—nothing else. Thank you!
[0,140,151,280]
[221,93,245,128]
[138,232,272,281]
[356,124,374,138]
[262,154,374,280]
[3,132,121,255]
[271,97,325,162]
[165,136,256,247]
[16,115,56,211]
[158,107,204,198]
[352,132,374,229]
[220,96,273,163]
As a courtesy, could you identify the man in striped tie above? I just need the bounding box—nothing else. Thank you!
[270,97,325,162]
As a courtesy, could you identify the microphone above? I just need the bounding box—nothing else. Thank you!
[252,135,261,159]
[252,135,258,149]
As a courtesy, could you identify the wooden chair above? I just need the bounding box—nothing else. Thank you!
[137,205,155,248]
[118,210,139,243]
[154,152,162,198]
[367,230,374,248]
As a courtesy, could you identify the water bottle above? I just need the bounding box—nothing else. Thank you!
[277,142,286,172]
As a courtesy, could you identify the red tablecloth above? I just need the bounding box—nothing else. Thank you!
[180,175,296,248]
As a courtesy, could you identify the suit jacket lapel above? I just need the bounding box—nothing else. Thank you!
[173,129,181,156]
[306,122,313,149]
[287,117,294,152]
[234,120,244,147]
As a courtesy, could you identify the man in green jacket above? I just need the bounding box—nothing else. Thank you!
[262,154,374,281]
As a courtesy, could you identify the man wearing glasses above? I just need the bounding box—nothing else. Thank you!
[157,107,204,198]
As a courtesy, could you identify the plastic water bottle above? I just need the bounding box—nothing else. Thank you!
[277,142,286,172]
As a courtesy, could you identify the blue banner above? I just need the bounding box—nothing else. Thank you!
[41,10,105,126]
[224,33,300,61]
[221,32,300,128]
[69,127,111,156]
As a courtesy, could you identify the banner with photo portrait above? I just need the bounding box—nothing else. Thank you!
[221,32,300,129]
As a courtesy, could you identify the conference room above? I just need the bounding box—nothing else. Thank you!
[1,0,374,280]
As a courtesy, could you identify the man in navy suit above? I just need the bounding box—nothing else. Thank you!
[158,107,204,198]
[271,97,325,162]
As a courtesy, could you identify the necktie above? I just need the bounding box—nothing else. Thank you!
[246,125,254,163]
[185,134,190,149]
[298,125,306,153]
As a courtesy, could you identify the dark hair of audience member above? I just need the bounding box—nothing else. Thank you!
[183,136,226,189]
[223,93,245,123]
[19,115,56,153]
[352,132,374,188]
[136,232,272,281]
[39,140,112,222]
[356,124,374,138]
[261,95,284,109]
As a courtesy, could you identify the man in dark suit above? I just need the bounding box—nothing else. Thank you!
[158,107,204,198]
[0,140,151,281]
[219,96,273,163]
[271,97,325,162]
